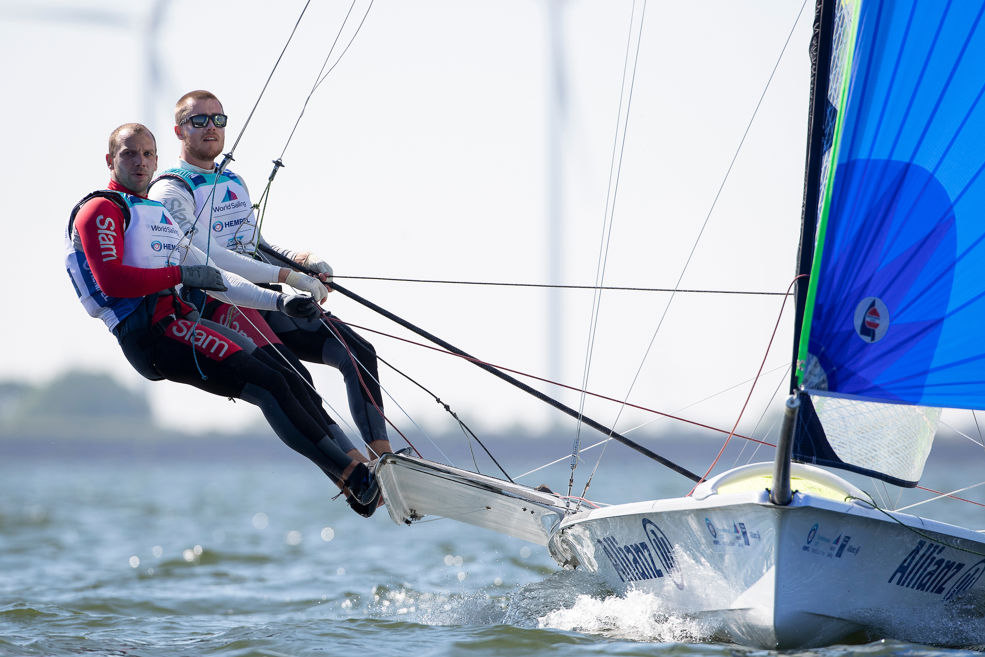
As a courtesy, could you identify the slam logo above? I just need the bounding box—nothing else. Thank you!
[854,296,889,343]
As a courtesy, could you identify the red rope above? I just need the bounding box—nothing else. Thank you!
[328,317,775,449]
[915,485,985,508]
[321,312,419,457]
[687,274,805,496]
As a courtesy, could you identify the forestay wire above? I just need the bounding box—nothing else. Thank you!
[251,0,375,248]
[278,0,376,161]
[219,0,313,173]
[575,0,811,502]
[568,0,648,502]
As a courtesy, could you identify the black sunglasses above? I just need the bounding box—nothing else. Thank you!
[181,113,228,128]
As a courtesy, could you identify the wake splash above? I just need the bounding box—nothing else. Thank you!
[536,589,715,643]
[501,570,723,644]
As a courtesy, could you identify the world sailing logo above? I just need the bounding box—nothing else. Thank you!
[854,297,889,343]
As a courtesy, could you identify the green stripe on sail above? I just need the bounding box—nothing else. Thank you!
[796,0,862,385]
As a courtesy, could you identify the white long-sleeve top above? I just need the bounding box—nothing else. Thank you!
[148,159,286,285]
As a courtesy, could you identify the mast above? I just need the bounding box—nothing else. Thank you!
[773,0,836,504]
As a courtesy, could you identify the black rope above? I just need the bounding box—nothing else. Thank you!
[259,245,701,482]
[334,281,701,483]
[375,353,514,482]
[332,274,791,296]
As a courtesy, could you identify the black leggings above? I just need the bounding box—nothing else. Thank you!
[120,315,354,479]
[263,310,387,448]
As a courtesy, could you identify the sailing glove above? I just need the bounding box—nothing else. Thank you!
[297,251,333,283]
[285,270,328,304]
[278,293,320,320]
[180,265,227,291]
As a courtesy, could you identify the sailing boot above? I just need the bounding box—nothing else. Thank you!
[344,462,381,510]
[347,447,414,517]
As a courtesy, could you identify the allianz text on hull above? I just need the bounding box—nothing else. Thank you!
[549,464,985,649]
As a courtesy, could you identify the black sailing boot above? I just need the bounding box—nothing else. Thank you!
[344,462,381,514]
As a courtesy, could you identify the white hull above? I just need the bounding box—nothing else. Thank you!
[377,455,985,648]
[551,463,985,648]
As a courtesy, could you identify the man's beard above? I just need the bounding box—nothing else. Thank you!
[191,139,223,163]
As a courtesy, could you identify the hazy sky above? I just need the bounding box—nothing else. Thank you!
[2,1,814,445]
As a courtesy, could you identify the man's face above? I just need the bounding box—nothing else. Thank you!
[176,97,226,164]
[106,130,158,194]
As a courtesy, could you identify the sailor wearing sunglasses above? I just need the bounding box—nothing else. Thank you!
[66,123,382,514]
[149,90,394,516]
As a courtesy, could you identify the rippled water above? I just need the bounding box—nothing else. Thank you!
[1,450,982,656]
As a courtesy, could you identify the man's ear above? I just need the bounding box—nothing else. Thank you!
[105,153,113,171]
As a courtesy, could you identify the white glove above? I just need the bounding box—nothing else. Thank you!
[299,252,333,280]
[285,270,328,304]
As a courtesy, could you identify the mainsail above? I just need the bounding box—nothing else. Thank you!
[794,0,985,485]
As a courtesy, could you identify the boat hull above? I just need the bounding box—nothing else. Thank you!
[551,471,985,648]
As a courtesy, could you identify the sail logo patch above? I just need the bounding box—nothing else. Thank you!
[222,188,238,202]
[854,297,889,343]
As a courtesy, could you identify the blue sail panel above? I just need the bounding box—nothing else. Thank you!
[801,0,985,410]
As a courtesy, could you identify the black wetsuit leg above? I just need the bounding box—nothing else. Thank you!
[200,300,358,454]
[254,343,357,453]
[262,310,388,447]
[125,316,354,479]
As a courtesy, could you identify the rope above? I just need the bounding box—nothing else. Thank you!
[319,311,416,458]
[902,482,985,511]
[250,0,376,212]
[333,274,791,296]
[372,352,512,480]
[221,0,313,165]
[571,0,648,504]
[687,274,804,496]
[281,0,376,159]
[332,316,774,448]
[848,495,985,558]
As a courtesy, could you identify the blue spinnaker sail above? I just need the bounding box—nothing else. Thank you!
[798,0,985,410]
